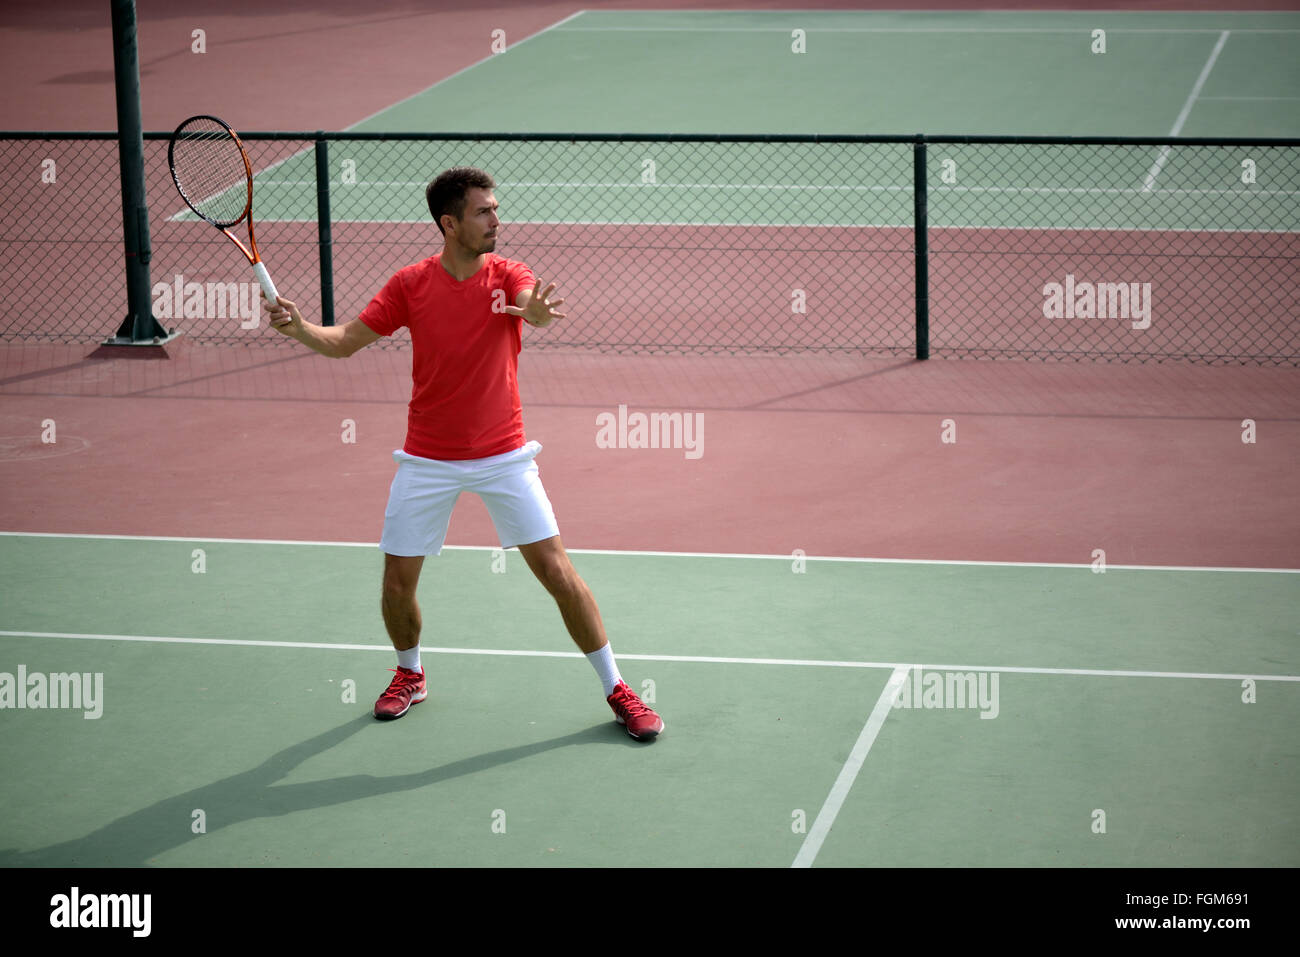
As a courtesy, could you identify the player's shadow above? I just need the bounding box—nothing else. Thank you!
[0,716,630,867]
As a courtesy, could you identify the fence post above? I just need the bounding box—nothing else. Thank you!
[315,134,335,326]
[107,0,173,345]
[913,137,929,360]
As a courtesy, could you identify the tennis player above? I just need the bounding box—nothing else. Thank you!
[263,167,663,740]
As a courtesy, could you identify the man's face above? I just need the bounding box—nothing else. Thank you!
[449,187,500,254]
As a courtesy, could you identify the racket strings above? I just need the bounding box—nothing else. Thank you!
[170,118,252,227]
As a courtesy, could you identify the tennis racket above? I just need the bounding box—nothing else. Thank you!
[167,114,279,309]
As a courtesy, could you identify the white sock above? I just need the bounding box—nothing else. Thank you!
[586,644,623,697]
[397,645,421,673]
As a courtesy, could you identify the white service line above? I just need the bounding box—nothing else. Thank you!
[1,532,1296,574]
[254,179,1300,199]
[792,666,911,868]
[1143,30,1230,192]
[1,631,1296,682]
[162,214,1300,233]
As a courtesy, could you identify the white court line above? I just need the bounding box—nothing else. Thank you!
[557,26,1300,35]
[259,179,1300,200]
[791,666,910,869]
[186,215,1300,233]
[1,631,1297,682]
[1143,30,1230,192]
[274,181,915,191]
[2,531,1297,574]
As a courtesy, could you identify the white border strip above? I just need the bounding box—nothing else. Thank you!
[792,667,910,868]
[0,532,1296,573]
[0,631,1296,682]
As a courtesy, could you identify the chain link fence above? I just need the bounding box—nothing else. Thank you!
[322,136,916,356]
[1,132,1296,363]
[0,134,320,350]
[926,140,1300,363]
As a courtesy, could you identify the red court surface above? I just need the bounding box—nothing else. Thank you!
[2,344,1296,568]
[2,1,1297,570]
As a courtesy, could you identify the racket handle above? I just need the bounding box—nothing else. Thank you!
[252,261,280,306]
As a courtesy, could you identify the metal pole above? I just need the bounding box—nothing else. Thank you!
[913,139,929,361]
[315,136,335,327]
[108,0,171,344]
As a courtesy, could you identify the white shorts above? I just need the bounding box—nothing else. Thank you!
[379,440,560,557]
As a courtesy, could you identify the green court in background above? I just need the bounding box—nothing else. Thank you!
[359,11,1300,137]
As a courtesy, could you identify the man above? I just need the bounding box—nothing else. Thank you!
[264,166,663,740]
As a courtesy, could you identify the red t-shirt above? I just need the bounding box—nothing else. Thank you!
[359,253,536,460]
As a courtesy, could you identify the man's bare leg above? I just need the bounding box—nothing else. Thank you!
[516,535,606,654]
[373,553,427,719]
[516,535,663,738]
[382,553,424,650]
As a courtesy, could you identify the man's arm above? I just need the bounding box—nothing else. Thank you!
[265,295,381,358]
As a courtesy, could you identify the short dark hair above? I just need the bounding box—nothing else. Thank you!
[426,167,496,235]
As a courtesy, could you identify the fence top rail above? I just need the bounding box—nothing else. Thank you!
[3,131,1300,148]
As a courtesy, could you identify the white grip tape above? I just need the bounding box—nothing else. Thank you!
[252,261,279,306]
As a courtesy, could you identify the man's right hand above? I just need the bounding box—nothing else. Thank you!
[264,293,303,336]
[259,294,379,359]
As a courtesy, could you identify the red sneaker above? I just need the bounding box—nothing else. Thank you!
[607,681,664,740]
[373,667,427,720]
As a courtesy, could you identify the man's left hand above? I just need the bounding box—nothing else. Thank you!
[506,280,567,328]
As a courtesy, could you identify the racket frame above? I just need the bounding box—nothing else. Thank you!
[167,114,279,305]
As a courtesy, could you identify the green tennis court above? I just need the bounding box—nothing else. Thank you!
[1,534,1295,867]
[361,10,1300,138]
